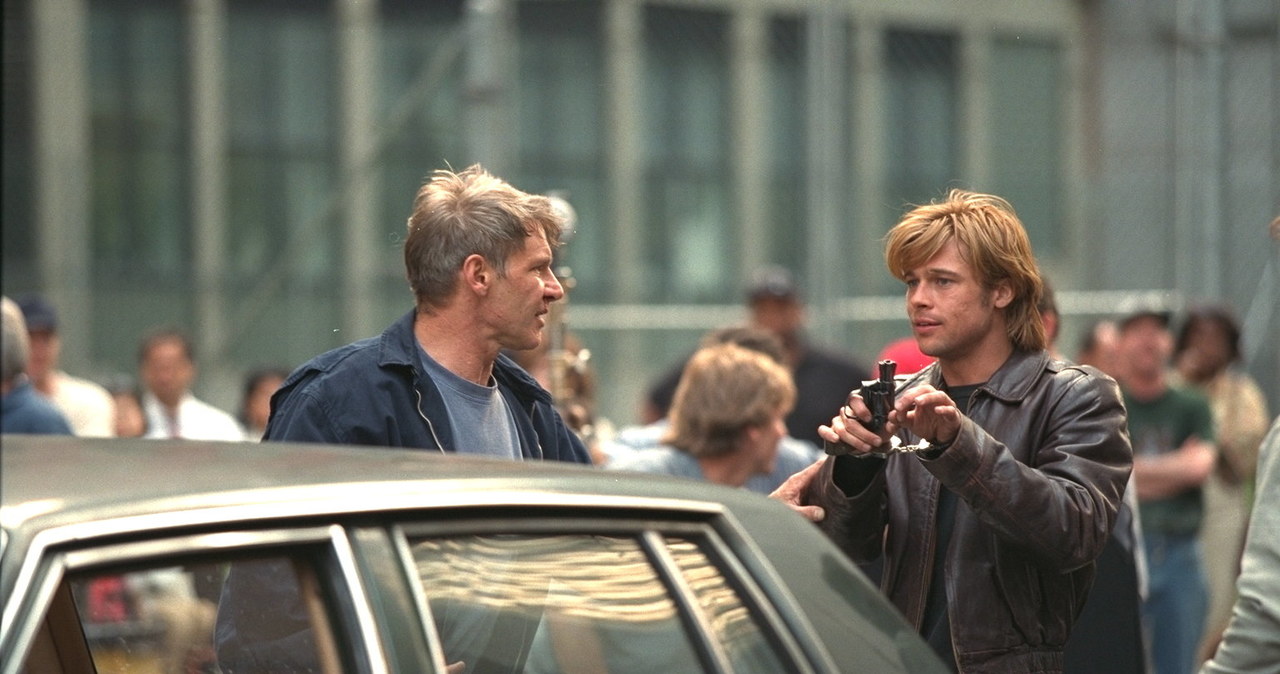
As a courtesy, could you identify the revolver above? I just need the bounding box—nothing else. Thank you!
[861,359,897,433]
[824,359,897,456]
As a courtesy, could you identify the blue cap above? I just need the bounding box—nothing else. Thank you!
[16,295,58,332]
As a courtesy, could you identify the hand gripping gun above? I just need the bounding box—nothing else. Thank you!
[823,359,897,457]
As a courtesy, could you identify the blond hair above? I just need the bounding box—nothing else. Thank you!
[1,296,30,384]
[884,189,1046,352]
[663,343,796,458]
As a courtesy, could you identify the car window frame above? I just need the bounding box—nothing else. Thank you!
[391,507,818,674]
[4,525,383,674]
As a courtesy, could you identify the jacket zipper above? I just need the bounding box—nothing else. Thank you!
[414,387,446,454]
[527,401,544,459]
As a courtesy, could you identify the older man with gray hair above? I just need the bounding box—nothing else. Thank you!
[2,295,71,434]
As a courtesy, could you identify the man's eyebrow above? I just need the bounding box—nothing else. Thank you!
[904,267,959,279]
[923,266,960,277]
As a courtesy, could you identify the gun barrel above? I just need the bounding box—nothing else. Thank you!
[877,359,896,383]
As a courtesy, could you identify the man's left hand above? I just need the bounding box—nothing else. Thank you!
[893,385,961,447]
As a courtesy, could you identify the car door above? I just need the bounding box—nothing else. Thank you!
[8,502,939,674]
[8,526,381,674]
[383,509,814,674]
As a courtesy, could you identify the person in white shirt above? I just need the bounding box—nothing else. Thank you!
[17,295,115,437]
[138,328,242,441]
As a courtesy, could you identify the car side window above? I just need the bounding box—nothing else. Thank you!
[407,533,787,674]
[29,553,341,674]
[662,537,787,674]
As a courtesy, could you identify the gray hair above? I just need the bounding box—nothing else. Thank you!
[404,164,565,310]
[1,296,30,384]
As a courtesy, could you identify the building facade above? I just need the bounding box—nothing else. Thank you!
[3,0,1276,424]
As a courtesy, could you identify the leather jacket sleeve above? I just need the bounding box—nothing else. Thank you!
[805,455,890,562]
[923,371,1132,571]
[804,359,1132,574]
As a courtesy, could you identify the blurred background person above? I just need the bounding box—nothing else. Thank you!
[1077,319,1122,377]
[239,367,289,441]
[137,328,242,441]
[105,376,147,438]
[505,330,612,464]
[606,325,821,493]
[16,294,115,436]
[2,295,72,434]
[1115,306,1216,674]
[1038,279,1064,360]
[1171,304,1271,662]
[642,265,869,448]
[1060,302,1148,674]
[610,342,795,490]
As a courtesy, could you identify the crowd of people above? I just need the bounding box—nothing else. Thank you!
[2,165,1277,674]
[1,294,289,443]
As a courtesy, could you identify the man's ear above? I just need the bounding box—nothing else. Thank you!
[991,280,1014,309]
[461,254,491,294]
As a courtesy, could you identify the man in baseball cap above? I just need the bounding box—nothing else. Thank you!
[17,294,116,436]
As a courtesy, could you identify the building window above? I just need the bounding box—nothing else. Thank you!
[89,0,190,282]
[226,2,338,286]
[643,6,733,304]
[765,15,809,275]
[515,0,607,303]
[991,36,1063,255]
[884,29,959,207]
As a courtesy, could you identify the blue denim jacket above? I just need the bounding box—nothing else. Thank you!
[264,309,589,465]
[216,311,590,672]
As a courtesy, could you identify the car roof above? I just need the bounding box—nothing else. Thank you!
[1,435,763,540]
[2,435,942,674]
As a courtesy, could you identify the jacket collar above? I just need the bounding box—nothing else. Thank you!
[377,309,552,405]
[377,310,420,369]
[908,349,1050,403]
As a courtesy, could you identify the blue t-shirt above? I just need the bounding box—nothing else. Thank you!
[418,347,520,460]
[609,445,706,481]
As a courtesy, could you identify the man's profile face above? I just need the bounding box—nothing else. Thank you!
[140,339,195,407]
[484,228,565,352]
[25,329,59,381]
[902,239,1008,363]
[749,411,788,477]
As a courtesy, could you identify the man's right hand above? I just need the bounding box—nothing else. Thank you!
[819,392,895,456]
[769,458,826,522]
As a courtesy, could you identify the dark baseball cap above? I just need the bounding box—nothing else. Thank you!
[1116,296,1174,332]
[746,265,800,302]
[16,295,57,332]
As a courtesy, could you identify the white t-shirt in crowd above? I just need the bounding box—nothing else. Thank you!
[47,371,116,438]
[142,392,243,441]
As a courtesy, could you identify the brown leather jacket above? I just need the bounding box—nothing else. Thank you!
[806,349,1132,673]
